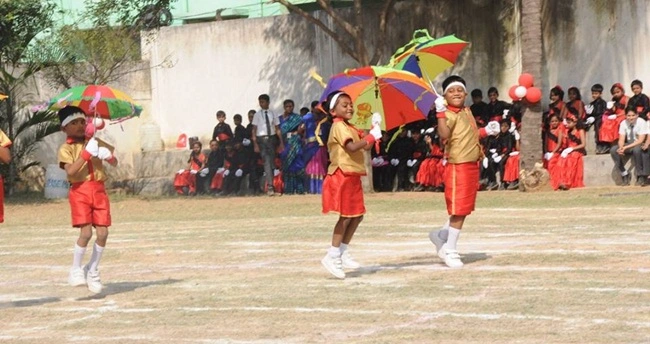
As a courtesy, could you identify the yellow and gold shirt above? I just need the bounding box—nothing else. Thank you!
[443,106,483,164]
[58,137,114,183]
[327,118,366,175]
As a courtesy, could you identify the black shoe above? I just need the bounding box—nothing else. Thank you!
[637,176,648,186]
[622,174,631,186]
[507,181,519,190]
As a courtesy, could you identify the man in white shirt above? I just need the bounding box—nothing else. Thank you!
[251,94,284,196]
[610,108,649,185]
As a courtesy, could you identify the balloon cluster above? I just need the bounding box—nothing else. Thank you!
[508,73,542,104]
[85,117,106,139]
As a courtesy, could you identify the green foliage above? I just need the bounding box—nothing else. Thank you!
[0,0,56,64]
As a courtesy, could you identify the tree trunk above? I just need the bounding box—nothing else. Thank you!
[518,0,546,191]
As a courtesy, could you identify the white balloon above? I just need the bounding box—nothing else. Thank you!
[93,117,105,130]
[514,86,527,99]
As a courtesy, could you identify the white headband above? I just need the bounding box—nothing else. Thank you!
[61,112,86,127]
[443,81,467,95]
[328,92,345,111]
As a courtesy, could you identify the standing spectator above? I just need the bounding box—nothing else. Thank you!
[252,94,284,196]
[232,114,247,144]
[279,99,306,194]
[303,101,330,194]
[610,108,649,186]
[212,110,233,144]
[628,79,650,120]
[544,114,565,190]
[470,88,489,127]
[587,84,609,154]
[387,128,414,191]
[486,87,511,123]
[245,109,262,194]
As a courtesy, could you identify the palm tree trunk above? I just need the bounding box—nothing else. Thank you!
[519,0,546,191]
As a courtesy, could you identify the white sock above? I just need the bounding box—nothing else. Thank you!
[72,244,86,268]
[442,220,450,230]
[621,170,629,176]
[339,243,348,254]
[327,245,341,258]
[87,243,104,272]
[446,227,461,250]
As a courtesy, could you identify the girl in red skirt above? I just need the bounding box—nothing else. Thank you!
[320,91,381,279]
[544,114,566,190]
[600,83,629,144]
[558,113,586,190]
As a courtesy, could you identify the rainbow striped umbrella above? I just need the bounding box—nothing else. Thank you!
[48,85,142,121]
[389,33,468,83]
[321,66,436,130]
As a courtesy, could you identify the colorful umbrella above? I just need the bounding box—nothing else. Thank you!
[321,66,436,130]
[389,31,468,84]
[48,85,142,121]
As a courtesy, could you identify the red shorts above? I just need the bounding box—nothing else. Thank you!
[444,162,479,216]
[322,168,365,217]
[69,181,111,227]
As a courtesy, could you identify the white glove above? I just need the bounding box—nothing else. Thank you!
[390,158,399,166]
[273,169,280,177]
[177,169,185,174]
[607,101,615,109]
[199,168,209,177]
[489,148,497,154]
[97,147,112,160]
[369,124,382,140]
[503,109,510,118]
[424,127,434,134]
[561,147,573,158]
[585,117,595,125]
[407,159,416,167]
[585,105,594,114]
[544,152,553,161]
[372,157,381,165]
[235,169,243,177]
[216,167,225,174]
[485,121,500,136]
[371,112,382,126]
[509,122,516,133]
[562,119,568,126]
[223,169,230,176]
[493,155,502,163]
[376,157,385,165]
[190,169,198,175]
[441,159,447,166]
[514,130,520,141]
[607,114,617,120]
[434,97,447,113]
[242,138,251,146]
[85,138,99,157]
[482,157,489,168]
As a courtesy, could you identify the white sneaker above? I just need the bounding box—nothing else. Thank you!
[85,268,103,294]
[443,248,464,269]
[429,230,447,260]
[341,250,360,269]
[68,267,86,287]
[321,254,345,279]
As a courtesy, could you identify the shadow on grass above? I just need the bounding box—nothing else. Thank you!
[0,296,61,309]
[346,252,490,278]
[75,278,181,301]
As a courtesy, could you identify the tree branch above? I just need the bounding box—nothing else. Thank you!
[271,0,361,64]
[369,0,397,65]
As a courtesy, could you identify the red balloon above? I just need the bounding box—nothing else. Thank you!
[508,85,519,101]
[518,73,535,88]
[525,87,542,103]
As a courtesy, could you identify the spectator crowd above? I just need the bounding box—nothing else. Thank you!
[173,79,650,196]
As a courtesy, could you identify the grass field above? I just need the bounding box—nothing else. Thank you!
[1,187,649,343]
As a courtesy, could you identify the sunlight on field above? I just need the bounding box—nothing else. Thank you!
[1,187,649,343]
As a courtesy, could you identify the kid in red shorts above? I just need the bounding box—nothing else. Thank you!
[57,106,117,293]
[428,76,500,268]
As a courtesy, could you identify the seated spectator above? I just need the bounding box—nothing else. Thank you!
[174,141,206,196]
[220,142,249,196]
[557,114,586,190]
[544,114,565,190]
[600,83,628,145]
[204,140,225,194]
[371,131,391,192]
[610,107,649,186]
[415,127,445,192]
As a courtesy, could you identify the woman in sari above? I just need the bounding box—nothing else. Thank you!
[279,99,306,194]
